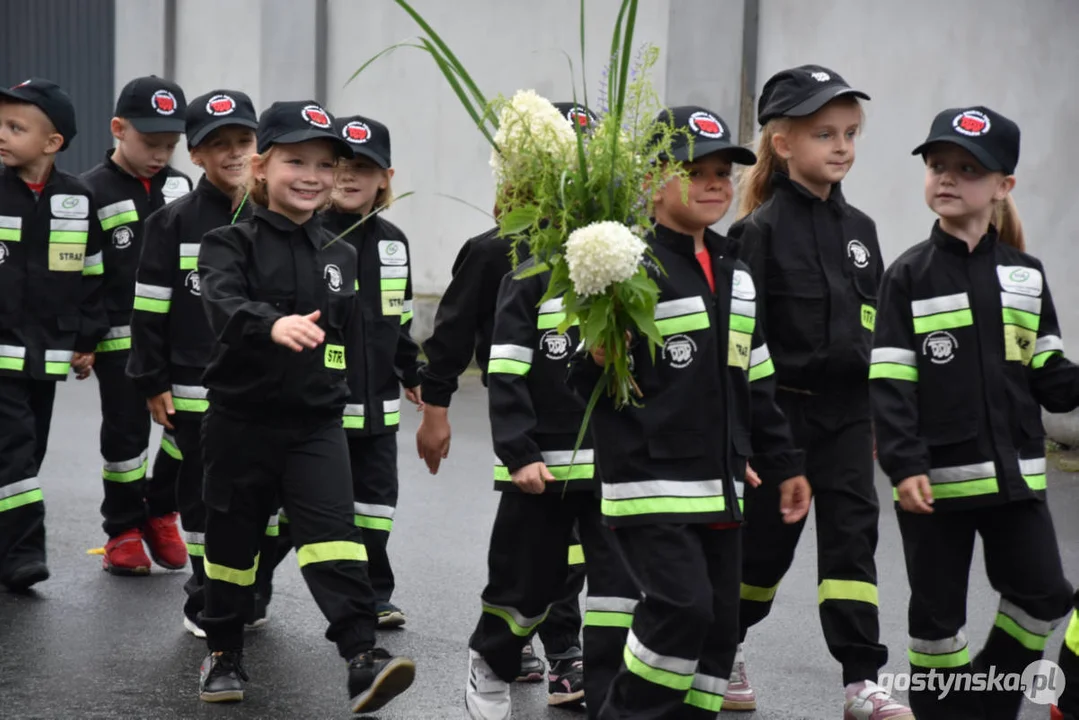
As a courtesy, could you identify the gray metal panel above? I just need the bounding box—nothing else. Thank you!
[1,0,116,175]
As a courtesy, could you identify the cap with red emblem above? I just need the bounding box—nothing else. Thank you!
[653,106,757,165]
[256,100,353,158]
[185,89,259,147]
[911,105,1020,175]
[333,114,391,169]
[114,75,188,134]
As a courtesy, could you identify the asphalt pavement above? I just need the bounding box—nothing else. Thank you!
[1,373,1076,719]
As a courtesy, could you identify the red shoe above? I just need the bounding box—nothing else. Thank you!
[103,529,152,576]
[144,513,188,570]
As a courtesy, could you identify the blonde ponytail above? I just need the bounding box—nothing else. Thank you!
[736,119,789,220]
[994,193,1025,252]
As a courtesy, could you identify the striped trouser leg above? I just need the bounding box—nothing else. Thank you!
[145,430,182,518]
[174,413,207,622]
[1058,603,1079,718]
[95,351,151,536]
[347,434,399,604]
[0,377,50,578]
[538,524,585,659]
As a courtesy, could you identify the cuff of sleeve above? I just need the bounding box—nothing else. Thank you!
[888,463,931,487]
[754,449,806,484]
[132,375,171,400]
[74,336,97,353]
[401,364,423,390]
[506,451,545,475]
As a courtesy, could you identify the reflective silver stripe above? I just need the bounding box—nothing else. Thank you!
[911,293,969,317]
[627,629,697,675]
[691,673,728,696]
[265,514,279,528]
[179,243,200,257]
[344,403,365,416]
[484,601,546,630]
[730,298,756,318]
[45,349,73,362]
[0,477,40,500]
[655,296,706,319]
[538,297,565,315]
[98,199,137,220]
[83,251,103,268]
[171,384,208,400]
[929,461,995,484]
[185,531,205,545]
[999,598,1053,636]
[1001,292,1041,315]
[354,502,395,519]
[379,265,408,279]
[162,431,178,445]
[603,478,725,501]
[0,215,22,229]
[871,347,917,366]
[1019,457,1046,476]
[734,480,744,498]
[104,326,131,340]
[135,282,172,300]
[586,596,638,613]
[402,299,414,313]
[383,399,401,414]
[0,344,26,358]
[50,218,89,232]
[1036,335,1065,354]
[541,449,594,465]
[489,344,534,364]
[749,344,770,367]
[911,631,968,654]
[104,452,148,473]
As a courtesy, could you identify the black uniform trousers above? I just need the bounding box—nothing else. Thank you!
[0,377,56,582]
[898,499,1074,720]
[1059,593,1079,720]
[468,491,637,715]
[198,408,377,659]
[95,351,180,537]
[740,388,886,684]
[348,433,399,604]
[599,523,740,720]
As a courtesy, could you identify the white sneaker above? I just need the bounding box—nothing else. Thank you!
[245,608,270,630]
[844,680,914,720]
[183,615,206,639]
[465,649,511,720]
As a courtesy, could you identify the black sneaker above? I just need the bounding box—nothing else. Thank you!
[547,656,585,707]
[199,650,248,703]
[516,640,544,683]
[348,648,416,714]
[2,561,49,592]
[376,601,406,629]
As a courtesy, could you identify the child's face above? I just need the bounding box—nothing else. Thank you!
[113,119,181,177]
[332,156,389,214]
[190,126,256,193]
[654,154,734,232]
[923,144,1012,222]
[0,101,61,167]
[258,140,337,223]
[777,99,861,190]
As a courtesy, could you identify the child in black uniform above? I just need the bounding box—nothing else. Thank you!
[195,100,415,713]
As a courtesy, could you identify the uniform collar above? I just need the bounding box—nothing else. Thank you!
[771,171,848,214]
[1,162,60,190]
[652,222,723,258]
[253,204,324,249]
[322,207,374,239]
[194,175,236,206]
[104,148,167,189]
[930,219,998,256]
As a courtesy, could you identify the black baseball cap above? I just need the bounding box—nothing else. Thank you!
[257,101,353,158]
[114,75,187,133]
[334,114,391,168]
[0,78,77,151]
[757,65,869,125]
[186,90,259,147]
[655,106,757,165]
[911,106,1020,175]
[552,102,598,131]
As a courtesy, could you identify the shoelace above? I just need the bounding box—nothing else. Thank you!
[350,647,392,668]
[213,652,249,682]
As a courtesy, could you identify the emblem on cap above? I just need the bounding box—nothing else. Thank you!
[302,104,331,128]
[566,108,592,128]
[14,79,31,88]
[688,111,723,139]
[206,94,236,116]
[810,71,831,82]
[152,90,178,115]
[342,121,371,144]
[952,110,991,137]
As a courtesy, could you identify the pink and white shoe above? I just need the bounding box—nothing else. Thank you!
[844,681,914,720]
[725,644,756,711]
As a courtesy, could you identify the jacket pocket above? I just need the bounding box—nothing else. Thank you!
[921,415,979,447]
[325,293,354,330]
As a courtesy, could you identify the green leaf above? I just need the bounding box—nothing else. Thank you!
[419,39,499,149]
[433,193,496,221]
[571,371,607,468]
[499,206,540,236]
[579,0,588,112]
[323,191,416,248]
[513,261,551,280]
[345,41,418,87]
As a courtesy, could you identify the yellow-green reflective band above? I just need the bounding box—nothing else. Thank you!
[622,645,694,692]
[993,612,1049,651]
[264,525,280,537]
[0,488,43,513]
[482,602,548,637]
[45,362,70,375]
[602,495,725,518]
[83,261,104,276]
[296,540,367,567]
[379,278,407,291]
[49,231,88,245]
[869,363,919,381]
[585,610,633,628]
[931,477,999,499]
[748,357,775,382]
[1032,351,1061,370]
[161,435,183,460]
[355,515,394,532]
[401,311,413,325]
[913,309,974,335]
[343,416,365,429]
[187,543,205,557]
[0,228,20,241]
[740,582,779,603]
[101,210,138,231]
[204,554,260,586]
[861,304,876,331]
[909,646,970,669]
[685,689,724,713]
[96,337,131,352]
[173,397,209,413]
[384,412,400,426]
[488,358,531,376]
[134,297,171,313]
[103,459,148,483]
[1065,610,1079,655]
[0,357,26,372]
[656,313,709,336]
[818,579,879,606]
[493,464,595,481]
[1002,307,1040,332]
[1024,474,1047,491]
[729,314,755,334]
[180,256,197,270]
[537,312,574,330]
[568,544,584,565]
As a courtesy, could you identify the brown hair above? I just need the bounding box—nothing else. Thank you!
[736,119,790,219]
[994,193,1025,252]
[245,147,276,207]
[329,163,394,214]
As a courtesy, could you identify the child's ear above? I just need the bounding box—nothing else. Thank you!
[110,117,126,141]
[43,132,64,155]
[771,130,793,161]
[996,174,1016,201]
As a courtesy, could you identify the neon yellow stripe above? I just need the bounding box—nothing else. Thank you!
[568,544,584,566]
[1066,610,1079,655]
[913,309,974,334]
[49,231,88,244]
[173,397,209,413]
[488,358,531,376]
[343,416,366,429]
[134,297,171,313]
[1032,350,1061,370]
[264,524,279,537]
[401,311,413,325]
[95,337,132,353]
[1002,308,1040,332]
[729,314,755,334]
[602,495,725,518]
[656,312,709,336]
[379,278,407,291]
[45,361,71,375]
[0,357,26,372]
[179,257,197,270]
[623,645,694,691]
[818,579,878,606]
[869,363,919,381]
[0,489,43,512]
[0,228,20,241]
[740,582,779,603]
[932,477,999,499]
[161,436,183,460]
[101,210,138,230]
[186,543,205,557]
[909,647,970,669]
[482,605,548,637]
[492,463,594,482]
[685,688,723,713]
[748,357,775,382]
[994,613,1049,651]
[83,262,104,276]
[296,540,367,567]
[584,610,634,628]
[384,412,400,426]
[103,460,148,483]
[204,554,259,586]
[1024,474,1047,491]
[355,515,394,532]
[537,312,579,330]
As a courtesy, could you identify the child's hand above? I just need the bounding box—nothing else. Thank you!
[779,475,811,524]
[271,310,324,351]
[745,463,762,488]
[72,352,94,379]
[511,461,554,494]
[147,391,176,430]
[590,331,632,367]
[404,385,423,409]
[897,474,934,514]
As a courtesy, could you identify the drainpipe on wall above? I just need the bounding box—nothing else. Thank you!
[738,0,759,146]
[315,0,328,105]
[163,0,177,81]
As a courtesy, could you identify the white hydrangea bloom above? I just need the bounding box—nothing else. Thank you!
[490,89,577,181]
[565,221,647,297]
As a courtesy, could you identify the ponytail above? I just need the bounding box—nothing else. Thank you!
[994,193,1025,252]
[736,119,789,220]
[245,148,275,208]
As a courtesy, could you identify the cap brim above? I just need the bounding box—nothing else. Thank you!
[188,117,259,148]
[266,129,354,158]
[0,88,32,104]
[127,116,187,134]
[344,146,390,169]
[783,86,871,119]
[672,139,757,166]
[910,137,1004,173]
